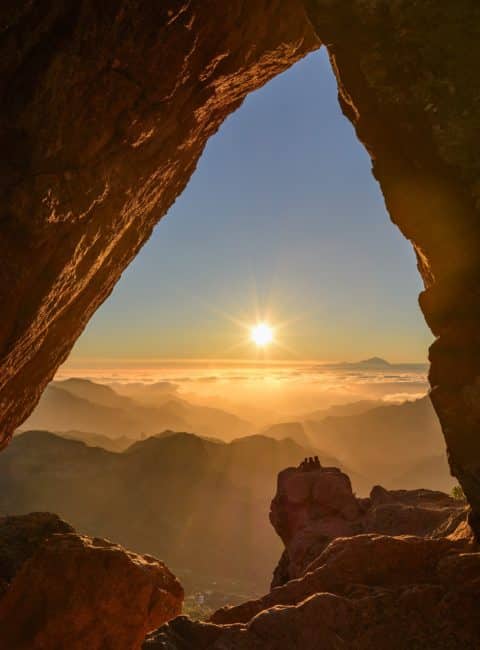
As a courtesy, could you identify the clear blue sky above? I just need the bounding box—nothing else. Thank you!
[70,48,432,364]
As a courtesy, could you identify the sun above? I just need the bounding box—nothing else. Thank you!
[250,322,274,347]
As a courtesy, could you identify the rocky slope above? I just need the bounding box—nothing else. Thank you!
[0,513,183,650]
[143,464,479,649]
[146,534,480,649]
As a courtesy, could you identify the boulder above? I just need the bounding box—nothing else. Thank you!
[0,514,183,650]
[0,512,74,582]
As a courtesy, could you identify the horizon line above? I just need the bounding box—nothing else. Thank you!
[60,356,429,367]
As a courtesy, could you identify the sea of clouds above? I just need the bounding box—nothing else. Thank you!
[56,359,429,424]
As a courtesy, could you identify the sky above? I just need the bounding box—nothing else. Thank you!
[67,48,432,366]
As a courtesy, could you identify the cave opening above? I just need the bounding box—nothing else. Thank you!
[2,4,480,645]
[10,48,454,616]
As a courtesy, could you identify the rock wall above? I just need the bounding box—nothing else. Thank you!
[1,2,480,521]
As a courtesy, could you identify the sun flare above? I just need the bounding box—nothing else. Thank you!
[250,323,274,347]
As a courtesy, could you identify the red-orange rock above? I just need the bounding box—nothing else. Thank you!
[212,534,470,624]
[269,464,466,587]
[146,534,480,649]
[0,512,74,582]
[0,531,183,650]
[164,466,478,649]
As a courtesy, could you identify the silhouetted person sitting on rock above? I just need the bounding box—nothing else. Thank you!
[299,456,322,472]
[299,458,309,472]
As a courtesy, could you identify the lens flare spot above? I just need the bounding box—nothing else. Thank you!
[250,323,274,347]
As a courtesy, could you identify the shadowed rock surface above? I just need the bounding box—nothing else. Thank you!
[0,512,74,587]
[145,533,480,649]
[0,513,183,650]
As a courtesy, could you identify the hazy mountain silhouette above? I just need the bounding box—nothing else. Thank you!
[304,396,447,486]
[56,430,134,452]
[261,422,311,447]
[22,379,252,441]
[21,386,142,437]
[391,454,455,492]
[321,357,428,371]
[54,378,132,409]
[21,379,451,493]
[323,356,392,369]
[346,356,392,368]
[304,399,384,421]
[0,430,332,593]
[111,381,179,403]
[8,387,455,594]
[260,397,450,491]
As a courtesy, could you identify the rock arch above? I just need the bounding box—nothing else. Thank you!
[1,1,480,527]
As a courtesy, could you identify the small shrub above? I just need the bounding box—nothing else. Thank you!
[451,485,466,501]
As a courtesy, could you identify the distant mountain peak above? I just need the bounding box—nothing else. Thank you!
[60,377,95,385]
[359,357,391,367]
[329,356,392,369]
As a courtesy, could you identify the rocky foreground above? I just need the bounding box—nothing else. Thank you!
[145,463,480,649]
[1,466,479,649]
[268,464,467,587]
[0,513,183,650]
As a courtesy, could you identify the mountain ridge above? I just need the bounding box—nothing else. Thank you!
[22,380,252,441]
